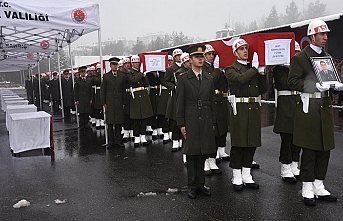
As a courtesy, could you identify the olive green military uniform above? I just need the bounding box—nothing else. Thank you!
[225,61,268,169]
[288,45,334,181]
[273,65,301,164]
[176,69,216,188]
[91,71,103,120]
[126,68,153,136]
[74,77,94,129]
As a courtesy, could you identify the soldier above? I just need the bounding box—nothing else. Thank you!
[101,57,126,149]
[118,60,125,72]
[225,38,267,191]
[202,44,229,176]
[146,69,170,143]
[49,72,61,114]
[75,66,94,130]
[25,75,33,104]
[272,41,302,183]
[168,55,174,67]
[92,63,104,128]
[126,55,153,147]
[61,70,74,122]
[288,20,343,206]
[163,49,183,152]
[121,57,133,142]
[176,44,216,199]
[87,66,96,126]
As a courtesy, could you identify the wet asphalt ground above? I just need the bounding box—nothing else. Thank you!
[1,103,343,221]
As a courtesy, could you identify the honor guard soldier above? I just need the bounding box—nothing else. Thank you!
[163,48,183,152]
[86,66,96,126]
[176,44,216,199]
[92,63,104,128]
[168,55,174,67]
[288,20,343,206]
[225,38,267,191]
[101,57,126,149]
[75,66,94,130]
[174,52,191,164]
[146,68,171,143]
[127,55,154,147]
[121,57,133,142]
[49,72,61,114]
[202,44,230,176]
[272,41,302,183]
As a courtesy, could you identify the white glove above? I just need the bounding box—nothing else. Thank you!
[334,82,343,91]
[258,66,265,73]
[315,82,330,92]
[252,52,259,69]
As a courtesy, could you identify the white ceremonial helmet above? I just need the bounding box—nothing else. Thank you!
[180,53,190,63]
[168,55,173,61]
[118,60,124,67]
[172,48,183,57]
[307,19,330,36]
[123,57,131,64]
[232,38,249,53]
[295,41,301,52]
[96,63,101,69]
[204,44,215,54]
[131,55,141,63]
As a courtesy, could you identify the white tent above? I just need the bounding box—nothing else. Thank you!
[0,0,101,71]
[0,0,108,143]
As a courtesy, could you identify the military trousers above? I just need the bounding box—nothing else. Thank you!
[132,118,148,137]
[150,115,169,132]
[229,146,256,169]
[123,114,132,130]
[169,119,182,140]
[279,133,301,164]
[299,148,330,182]
[186,155,208,189]
[108,124,123,145]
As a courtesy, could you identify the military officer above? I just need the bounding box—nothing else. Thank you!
[121,57,133,142]
[49,72,61,114]
[288,20,343,206]
[75,66,94,130]
[101,57,126,149]
[272,41,302,183]
[176,44,216,199]
[126,55,153,147]
[61,69,74,122]
[225,38,267,191]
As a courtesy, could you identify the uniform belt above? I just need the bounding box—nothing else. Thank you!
[150,85,168,90]
[309,91,329,98]
[126,89,130,92]
[131,87,147,92]
[235,96,261,103]
[214,89,222,95]
[222,92,228,98]
[186,100,211,107]
[277,90,301,96]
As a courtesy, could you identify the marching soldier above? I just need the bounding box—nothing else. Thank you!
[146,70,170,143]
[126,55,153,147]
[74,66,94,130]
[163,49,183,152]
[176,44,216,199]
[101,57,126,149]
[202,44,229,176]
[288,20,342,206]
[121,57,133,142]
[225,38,267,191]
[272,41,302,183]
[92,63,104,128]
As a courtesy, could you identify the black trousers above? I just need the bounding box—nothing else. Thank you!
[93,108,103,119]
[229,146,256,169]
[108,124,123,145]
[299,148,331,182]
[79,113,90,129]
[186,155,208,189]
[132,118,148,137]
[63,105,71,119]
[169,119,182,140]
[52,100,61,113]
[279,133,301,164]
[123,114,132,130]
[150,115,169,132]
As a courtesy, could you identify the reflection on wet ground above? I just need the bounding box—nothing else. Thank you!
[1,103,343,220]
